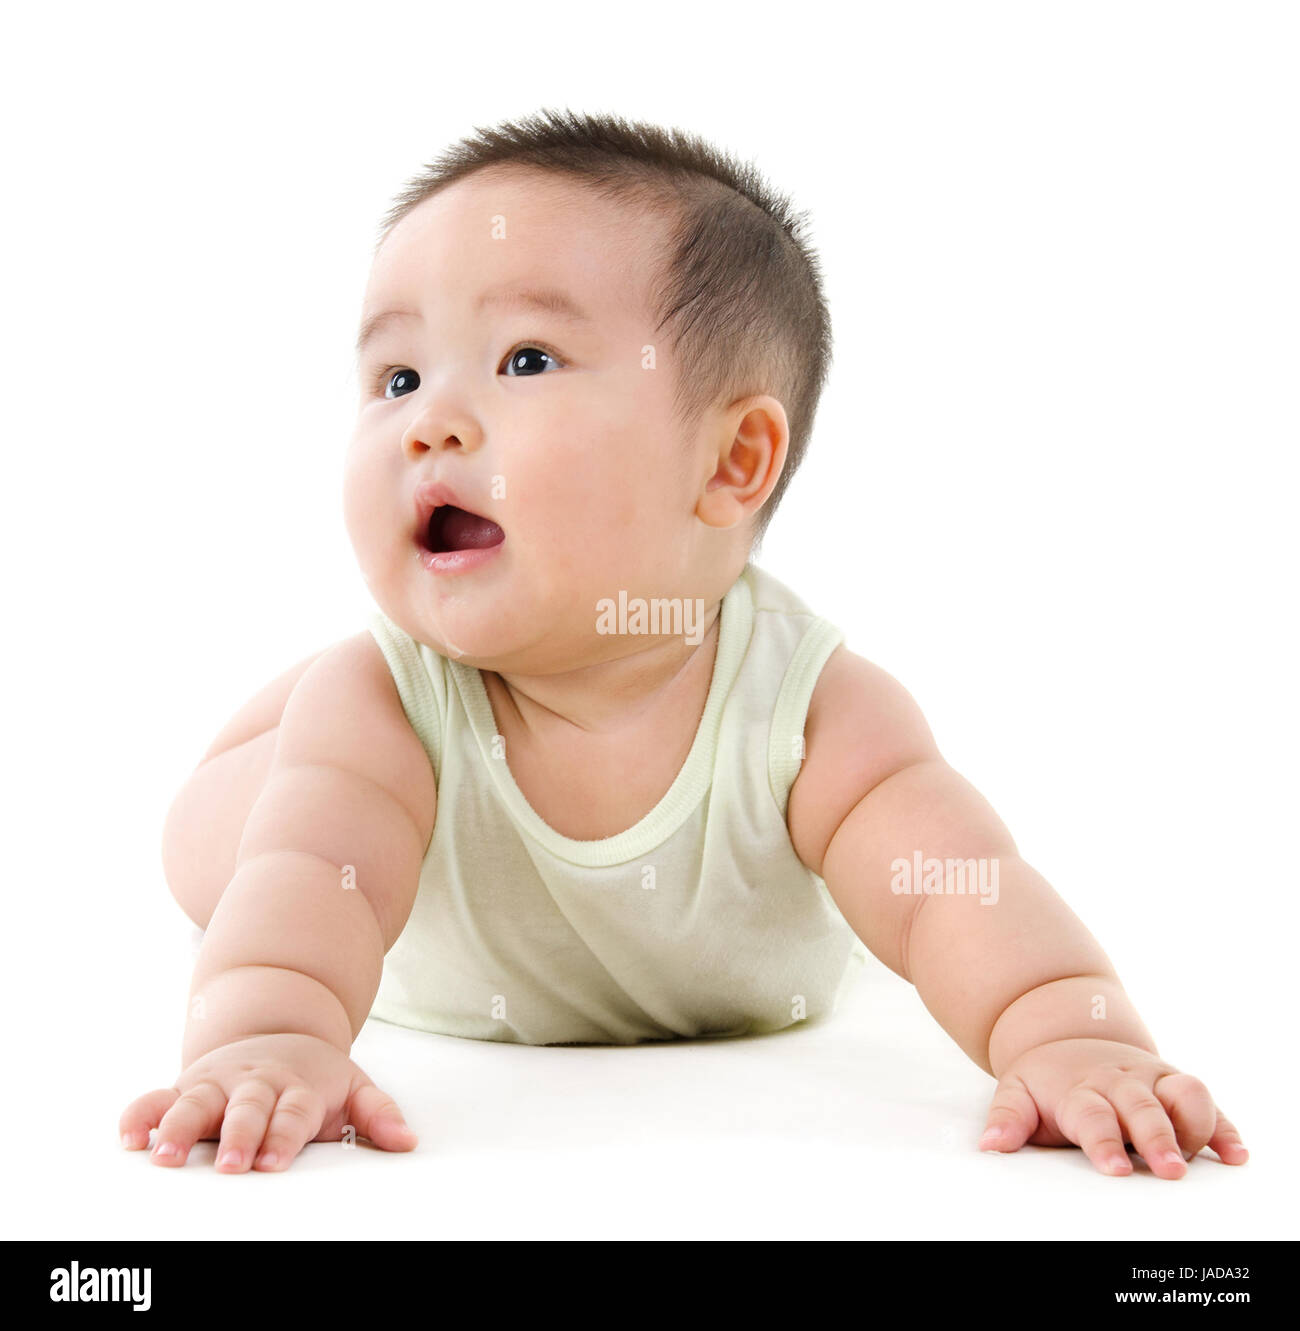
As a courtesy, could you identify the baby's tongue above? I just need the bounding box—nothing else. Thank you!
[441,506,505,550]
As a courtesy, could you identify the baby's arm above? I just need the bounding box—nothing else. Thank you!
[789,646,1248,1179]
[120,633,436,1171]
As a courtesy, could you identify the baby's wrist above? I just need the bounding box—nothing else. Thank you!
[986,974,1157,1078]
[181,964,353,1067]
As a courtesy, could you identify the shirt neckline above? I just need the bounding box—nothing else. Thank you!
[444,565,756,867]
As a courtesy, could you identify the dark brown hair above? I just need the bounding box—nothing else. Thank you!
[374,107,832,544]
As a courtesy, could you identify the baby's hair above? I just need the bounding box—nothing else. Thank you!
[374,107,833,545]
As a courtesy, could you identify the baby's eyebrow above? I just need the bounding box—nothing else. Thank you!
[355,308,419,357]
[355,285,593,358]
[477,284,592,324]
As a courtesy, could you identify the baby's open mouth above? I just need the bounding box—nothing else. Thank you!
[423,505,506,554]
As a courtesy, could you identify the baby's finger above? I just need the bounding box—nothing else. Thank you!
[979,1078,1038,1151]
[346,1080,418,1152]
[119,1088,180,1150]
[1153,1073,1217,1160]
[152,1080,226,1167]
[253,1085,325,1171]
[1109,1079,1186,1179]
[1058,1086,1132,1176]
[1206,1107,1249,1165]
[215,1077,279,1173]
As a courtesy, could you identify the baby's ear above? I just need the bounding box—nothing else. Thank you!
[696,397,787,529]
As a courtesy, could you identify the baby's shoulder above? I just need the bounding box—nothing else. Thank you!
[279,632,426,770]
[786,645,940,874]
[275,630,436,824]
[282,631,400,712]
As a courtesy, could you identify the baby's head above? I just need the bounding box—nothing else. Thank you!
[344,108,831,671]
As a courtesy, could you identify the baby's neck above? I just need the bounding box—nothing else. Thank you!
[484,604,723,741]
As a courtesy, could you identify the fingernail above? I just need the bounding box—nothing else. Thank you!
[154,1141,179,1159]
[1162,1150,1185,1168]
[121,1133,141,1150]
[1104,1155,1130,1175]
[979,1126,1003,1147]
[257,1151,279,1169]
[217,1150,243,1170]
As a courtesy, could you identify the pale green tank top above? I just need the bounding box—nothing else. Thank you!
[366,561,868,1045]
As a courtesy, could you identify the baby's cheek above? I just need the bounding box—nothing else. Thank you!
[556,457,636,537]
[340,460,370,550]
[341,454,394,578]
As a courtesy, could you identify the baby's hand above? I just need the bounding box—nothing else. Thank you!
[119,1033,417,1171]
[979,1037,1247,1179]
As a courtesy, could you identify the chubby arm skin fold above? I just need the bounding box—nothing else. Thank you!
[182,632,436,1067]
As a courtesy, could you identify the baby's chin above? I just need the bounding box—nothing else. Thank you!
[370,579,534,667]
[379,597,508,666]
[381,593,652,676]
[364,549,679,671]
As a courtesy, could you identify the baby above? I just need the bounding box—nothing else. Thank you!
[120,107,1247,1178]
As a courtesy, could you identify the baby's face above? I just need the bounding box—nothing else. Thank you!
[344,166,738,671]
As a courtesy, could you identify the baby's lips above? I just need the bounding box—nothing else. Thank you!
[412,477,499,532]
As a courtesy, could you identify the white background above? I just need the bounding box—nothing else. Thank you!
[2,0,1295,1241]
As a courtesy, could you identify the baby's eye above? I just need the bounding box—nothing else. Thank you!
[369,343,564,398]
[377,368,419,400]
[502,344,564,377]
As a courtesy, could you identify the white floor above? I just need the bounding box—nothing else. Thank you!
[6,908,1287,1243]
